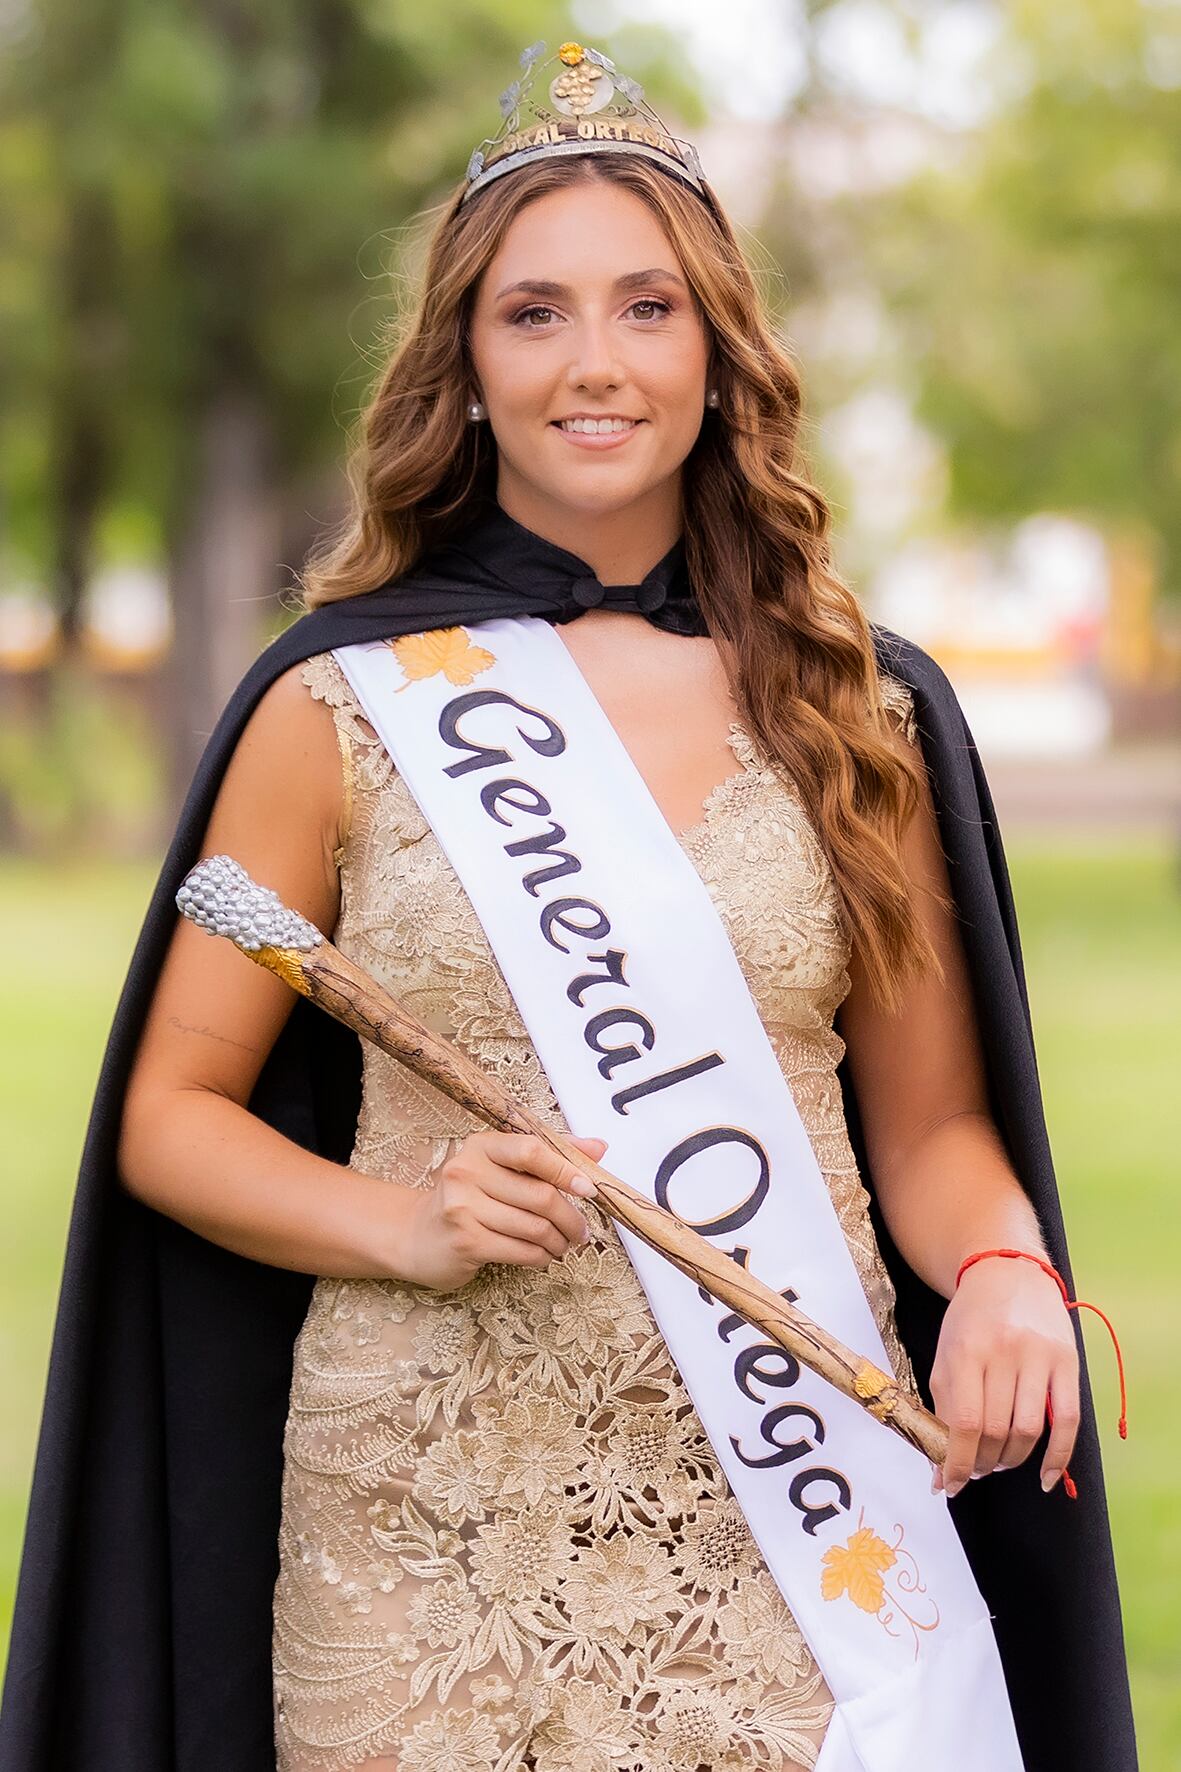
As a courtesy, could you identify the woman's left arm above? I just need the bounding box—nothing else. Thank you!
[834,701,1080,1500]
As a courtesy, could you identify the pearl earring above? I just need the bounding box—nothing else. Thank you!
[467,399,487,422]
[705,388,720,409]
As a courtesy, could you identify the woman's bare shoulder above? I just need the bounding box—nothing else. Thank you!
[202,655,346,906]
[235,654,342,788]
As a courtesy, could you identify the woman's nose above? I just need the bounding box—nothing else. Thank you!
[565,320,624,392]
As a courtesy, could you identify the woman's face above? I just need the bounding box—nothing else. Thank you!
[468,179,711,526]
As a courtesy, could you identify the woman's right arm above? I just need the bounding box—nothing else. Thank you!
[117,660,602,1288]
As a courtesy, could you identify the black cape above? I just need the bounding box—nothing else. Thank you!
[1,503,1137,1769]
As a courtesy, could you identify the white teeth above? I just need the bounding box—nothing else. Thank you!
[560,417,638,434]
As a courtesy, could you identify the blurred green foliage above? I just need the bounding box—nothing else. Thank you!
[776,0,1181,594]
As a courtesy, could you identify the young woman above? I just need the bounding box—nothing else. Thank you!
[1,41,1135,1772]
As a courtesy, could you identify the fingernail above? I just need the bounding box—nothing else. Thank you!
[1041,1469,1060,1493]
[570,1174,596,1198]
[930,1469,942,1495]
[580,1221,592,1244]
[946,1479,964,1499]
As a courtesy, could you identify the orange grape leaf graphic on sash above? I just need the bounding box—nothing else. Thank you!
[820,1509,941,1659]
[821,1524,897,1613]
[389,627,496,691]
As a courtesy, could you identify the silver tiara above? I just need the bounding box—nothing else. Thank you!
[460,39,709,206]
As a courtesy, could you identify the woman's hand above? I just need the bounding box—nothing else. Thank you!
[397,1130,607,1292]
[930,1256,1080,1498]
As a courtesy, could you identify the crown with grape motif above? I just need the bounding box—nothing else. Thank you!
[460,40,710,206]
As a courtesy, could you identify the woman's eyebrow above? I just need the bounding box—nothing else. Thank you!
[493,268,688,301]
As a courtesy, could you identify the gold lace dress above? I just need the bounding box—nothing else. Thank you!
[272,650,923,1772]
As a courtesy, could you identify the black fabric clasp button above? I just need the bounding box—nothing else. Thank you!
[634,576,669,614]
[571,578,606,608]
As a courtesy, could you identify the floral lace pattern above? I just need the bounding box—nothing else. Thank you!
[272,650,922,1771]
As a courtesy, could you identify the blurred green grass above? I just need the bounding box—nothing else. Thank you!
[0,843,1178,1761]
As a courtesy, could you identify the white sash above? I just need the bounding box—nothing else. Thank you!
[333,618,1023,1771]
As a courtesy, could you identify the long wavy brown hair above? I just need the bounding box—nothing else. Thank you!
[301,153,945,1014]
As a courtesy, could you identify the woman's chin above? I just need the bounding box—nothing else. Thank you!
[547,484,660,521]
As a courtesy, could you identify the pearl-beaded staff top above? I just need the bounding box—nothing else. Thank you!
[460,39,713,209]
[177,855,322,956]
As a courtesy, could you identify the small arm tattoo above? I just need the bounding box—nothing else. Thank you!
[167,1015,259,1055]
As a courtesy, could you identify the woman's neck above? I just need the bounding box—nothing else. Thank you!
[494,480,683,585]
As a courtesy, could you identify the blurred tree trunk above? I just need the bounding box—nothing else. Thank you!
[53,186,112,653]
[166,388,280,813]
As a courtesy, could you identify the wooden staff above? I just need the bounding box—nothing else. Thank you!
[177,854,949,1466]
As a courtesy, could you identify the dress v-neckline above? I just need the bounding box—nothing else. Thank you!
[549,626,761,852]
[672,722,762,851]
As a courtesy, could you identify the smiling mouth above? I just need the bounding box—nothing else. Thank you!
[554,417,643,435]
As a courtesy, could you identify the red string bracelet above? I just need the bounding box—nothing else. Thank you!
[954,1247,1128,1502]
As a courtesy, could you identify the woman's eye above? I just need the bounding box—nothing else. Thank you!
[512,298,671,326]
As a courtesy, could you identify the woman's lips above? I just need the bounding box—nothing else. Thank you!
[551,419,645,450]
